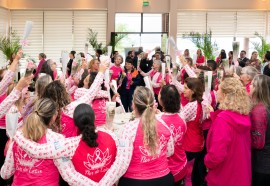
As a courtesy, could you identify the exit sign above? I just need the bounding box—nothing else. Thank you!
[143,1,149,6]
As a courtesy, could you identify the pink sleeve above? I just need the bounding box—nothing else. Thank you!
[151,74,162,88]
[68,85,78,95]
[202,92,211,120]
[204,117,233,169]
[65,76,74,89]
[0,141,15,179]
[183,64,197,78]
[95,90,109,99]
[171,77,184,93]
[0,89,21,118]
[64,72,104,118]
[180,101,197,122]
[13,130,80,159]
[74,88,87,100]
[0,70,14,96]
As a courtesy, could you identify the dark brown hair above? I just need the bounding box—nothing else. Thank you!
[184,77,204,103]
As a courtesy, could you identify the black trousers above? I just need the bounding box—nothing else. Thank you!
[186,151,204,186]
[118,172,174,186]
[120,89,133,112]
[252,171,270,186]
[154,93,163,111]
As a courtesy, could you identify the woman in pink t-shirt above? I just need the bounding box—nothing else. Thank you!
[1,99,62,185]
[118,86,175,186]
[240,66,258,95]
[196,49,205,66]
[11,102,133,186]
[158,85,187,185]
[110,55,123,81]
[75,70,108,126]
[139,60,163,110]
[41,64,107,138]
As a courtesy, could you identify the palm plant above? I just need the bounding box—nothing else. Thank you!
[0,32,20,63]
[87,28,127,55]
[251,32,270,62]
[183,30,218,60]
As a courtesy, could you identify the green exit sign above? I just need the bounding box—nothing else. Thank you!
[143,1,149,6]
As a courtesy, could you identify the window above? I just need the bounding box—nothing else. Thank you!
[143,14,162,32]
[43,11,73,62]
[115,13,141,32]
[8,10,107,64]
[177,11,207,37]
[11,10,43,60]
[177,10,268,58]
[73,11,107,54]
[114,13,168,58]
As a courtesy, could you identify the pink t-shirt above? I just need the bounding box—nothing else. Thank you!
[110,65,122,81]
[61,112,78,137]
[196,56,205,65]
[161,113,187,182]
[92,99,106,126]
[202,91,216,131]
[182,102,204,152]
[150,70,162,95]
[72,131,117,182]
[12,135,59,186]
[123,120,171,179]
[245,82,251,95]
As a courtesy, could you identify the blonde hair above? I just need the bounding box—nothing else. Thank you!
[219,78,251,115]
[251,75,270,109]
[35,75,53,98]
[22,98,58,142]
[133,87,158,156]
[88,59,99,72]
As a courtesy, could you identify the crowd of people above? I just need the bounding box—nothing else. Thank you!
[0,45,269,186]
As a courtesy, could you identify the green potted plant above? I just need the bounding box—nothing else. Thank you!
[251,32,270,62]
[183,30,218,61]
[87,28,127,57]
[0,32,21,65]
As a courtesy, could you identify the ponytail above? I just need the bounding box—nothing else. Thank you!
[22,112,47,142]
[133,87,158,156]
[82,124,98,147]
[74,103,98,148]
[22,98,57,142]
[141,106,158,156]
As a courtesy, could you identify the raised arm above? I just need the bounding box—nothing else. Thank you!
[171,78,184,93]
[0,75,32,118]
[1,142,15,179]
[0,50,24,96]
[139,68,153,77]
[64,63,108,118]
